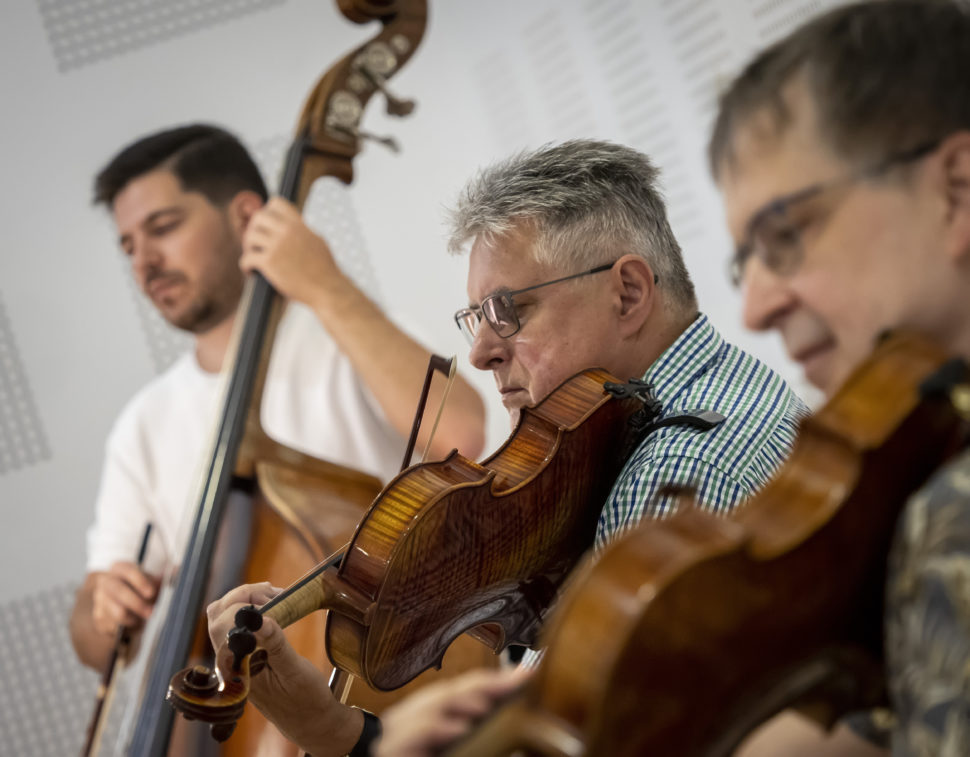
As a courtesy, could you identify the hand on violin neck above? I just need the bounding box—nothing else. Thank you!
[205,582,361,755]
[205,582,281,652]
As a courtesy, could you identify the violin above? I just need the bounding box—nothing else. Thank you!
[167,368,658,736]
[445,332,970,757]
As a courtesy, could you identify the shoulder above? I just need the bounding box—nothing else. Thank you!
[885,448,970,755]
[106,353,197,447]
[650,325,807,495]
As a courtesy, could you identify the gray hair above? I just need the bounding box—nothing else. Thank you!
[447,140,697,312]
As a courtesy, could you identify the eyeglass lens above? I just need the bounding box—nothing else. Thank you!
[733,207,804,286]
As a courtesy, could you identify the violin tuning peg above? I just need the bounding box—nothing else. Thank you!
[227,627,258,671]
[234,604,263,632]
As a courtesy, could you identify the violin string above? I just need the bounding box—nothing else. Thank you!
[258,545,346,615]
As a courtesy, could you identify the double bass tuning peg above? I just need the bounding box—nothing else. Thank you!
[357,63,416,117]
[333,123,401,153]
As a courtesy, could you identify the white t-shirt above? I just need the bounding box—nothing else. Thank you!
[86,304,405,576]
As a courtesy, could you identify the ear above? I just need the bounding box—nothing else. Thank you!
[226,190,264,234]
[939,131,970,264]
[611,255,656,338]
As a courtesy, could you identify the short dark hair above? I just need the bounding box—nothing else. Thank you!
[709,0,970,179]
[93,123,269,207]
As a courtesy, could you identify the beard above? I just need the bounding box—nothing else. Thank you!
[149,269,242,335]
[165,295,228,334]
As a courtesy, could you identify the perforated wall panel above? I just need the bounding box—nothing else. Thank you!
[0,583,98,756]
[37,0,287,72]
[0,293,51,474]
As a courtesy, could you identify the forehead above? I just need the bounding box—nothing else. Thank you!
[111,169,195,228]
[466,224,552,301]
[718,82,848,236]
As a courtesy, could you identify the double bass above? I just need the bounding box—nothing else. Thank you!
[446,332,970,756]
[86,2,497,755]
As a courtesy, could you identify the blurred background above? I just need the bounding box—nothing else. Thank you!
[0,0,839,751]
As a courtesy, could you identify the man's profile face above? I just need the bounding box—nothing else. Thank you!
[718,82,942,398]
[465,224,619,427]
[112,169,246,334]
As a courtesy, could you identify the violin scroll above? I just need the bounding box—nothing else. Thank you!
[167,643,257,743]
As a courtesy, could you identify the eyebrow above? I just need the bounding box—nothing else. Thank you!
[117,205,182,246]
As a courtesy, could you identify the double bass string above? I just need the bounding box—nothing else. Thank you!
[81,522,153,757]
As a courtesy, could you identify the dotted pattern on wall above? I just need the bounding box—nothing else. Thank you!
[750,0,826,44]
[659,0,732,123]
[0,293,51,474]
[121,262,194,375]
[251,134,384,304]
[0,583,98,756]
[472,50,540,149]
[583,0,703,244]
[36,0,287,73]
[522,10,598,139]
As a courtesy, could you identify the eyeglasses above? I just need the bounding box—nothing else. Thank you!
[729,139,942,287]
[454,261,617,346]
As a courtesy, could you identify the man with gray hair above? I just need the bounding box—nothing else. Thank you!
[450,139,804,547]
[206,138,806,756]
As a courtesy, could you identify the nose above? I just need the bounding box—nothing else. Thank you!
[468,320,511,372]
[741,257,796,332]
[130,235,163,280]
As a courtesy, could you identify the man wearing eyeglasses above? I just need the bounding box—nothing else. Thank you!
[709,1,970,755]
[205,139,807,756]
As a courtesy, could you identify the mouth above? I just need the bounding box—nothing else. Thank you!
[498,386,528,408]
[146,275,184,300]
[790,340,836,387]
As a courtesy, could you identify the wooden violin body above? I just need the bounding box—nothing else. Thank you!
[448,332,970,757]
[328,368,650,691]
[169,368,652,726]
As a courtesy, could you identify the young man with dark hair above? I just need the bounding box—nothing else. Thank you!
[69,123,487,672]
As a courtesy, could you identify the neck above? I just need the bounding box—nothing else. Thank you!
[193,313,237,373]
[621,309,698,380]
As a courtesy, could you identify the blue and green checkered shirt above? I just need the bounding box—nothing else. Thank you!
[596,313,807,548]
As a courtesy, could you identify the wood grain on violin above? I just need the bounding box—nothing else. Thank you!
[168,368,654,732]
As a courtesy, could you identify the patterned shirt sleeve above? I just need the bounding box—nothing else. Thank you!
[885,448,970,757]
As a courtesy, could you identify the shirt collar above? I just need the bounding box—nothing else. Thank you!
[641,313,723,410]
